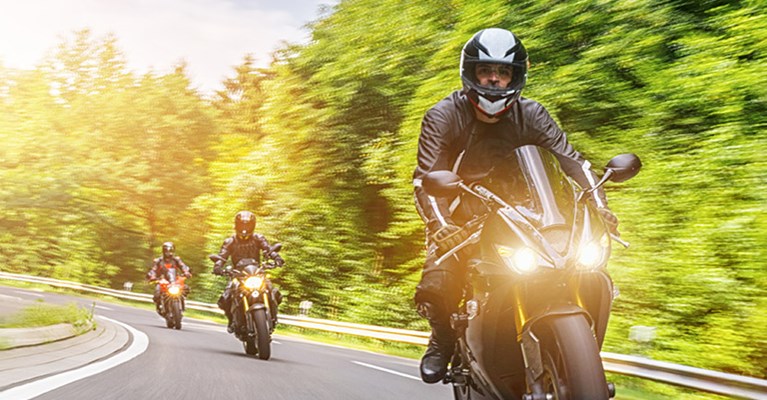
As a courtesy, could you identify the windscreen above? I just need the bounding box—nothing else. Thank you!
[479,145,576,230]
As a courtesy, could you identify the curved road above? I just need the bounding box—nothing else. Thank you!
[1,287,450,399]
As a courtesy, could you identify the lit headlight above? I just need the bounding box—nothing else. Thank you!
[576,234,609,270]
[496,245,539,274]
[244,276,264,290]
[168,285,181,295]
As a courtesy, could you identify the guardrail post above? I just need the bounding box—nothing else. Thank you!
[299,300,313,317]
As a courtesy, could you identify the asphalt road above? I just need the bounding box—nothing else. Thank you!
[0,286,451,400]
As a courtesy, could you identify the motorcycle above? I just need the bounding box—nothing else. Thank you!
[421,145,641,400]
[154,267,187,330]
[210,243,283,360]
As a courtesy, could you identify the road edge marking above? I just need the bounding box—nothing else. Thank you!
[0,316,149,400]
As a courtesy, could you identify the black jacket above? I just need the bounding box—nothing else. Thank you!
[146,256,191,281]
[213,234,271,274]
[413,91,606,233]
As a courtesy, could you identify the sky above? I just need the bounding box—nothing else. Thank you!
[0,0,336,95]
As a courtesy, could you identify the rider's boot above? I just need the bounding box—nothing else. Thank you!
[418,303,455,384]
[225,312,235,333]
[218,295,235,333]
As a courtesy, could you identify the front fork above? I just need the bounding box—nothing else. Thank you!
[239,291,273,332]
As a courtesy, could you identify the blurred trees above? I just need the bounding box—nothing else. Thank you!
[0,30,216,286]
[0,0,764,378]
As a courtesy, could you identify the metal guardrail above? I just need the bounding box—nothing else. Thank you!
[1,271,765,399]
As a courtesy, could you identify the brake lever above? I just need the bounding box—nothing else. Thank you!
[610,233,630,249]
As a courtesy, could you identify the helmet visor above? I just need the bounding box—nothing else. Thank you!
[463,61,527,97]
[235,218,255,239]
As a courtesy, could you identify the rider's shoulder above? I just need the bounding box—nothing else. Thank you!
[153,257,162,263]
[428,90,465,114]
[516,97,546,114]
[222,236,236,246]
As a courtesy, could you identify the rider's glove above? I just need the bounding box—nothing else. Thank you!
[431,223,469,256]
[213,263,224,276]
[598,207,619,235]
[273,255,285,268]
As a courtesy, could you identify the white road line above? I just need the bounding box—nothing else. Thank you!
[13,291,43,297]
[184,322,227,333]
[95,305,113,311]
[0,316,149,400]
[352,361,421,381]
[277,336,419,365]
[0,294,23,302]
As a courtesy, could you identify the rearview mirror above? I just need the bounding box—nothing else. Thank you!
[605,153,642,183]
[270,243,282,253]
[422,171,463,198]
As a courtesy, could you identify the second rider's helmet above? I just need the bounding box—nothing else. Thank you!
[460,28,528,118]
[162,242,175,259]
[234,211,256,241]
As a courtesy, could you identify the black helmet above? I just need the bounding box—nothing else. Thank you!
[234,211,256,240]
[162,242,175,259]
[460,28,528,118]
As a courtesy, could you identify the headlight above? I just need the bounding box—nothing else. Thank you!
[168,285,181,295]
[576,234,609,270]
[496,245,539,274]
[244,276,264,290]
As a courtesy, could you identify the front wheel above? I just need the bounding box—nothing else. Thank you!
[171,298,183,330]
[533,314,609,400]
[253,308,271,360]
[243,310,258,355]
[163,298,174,328]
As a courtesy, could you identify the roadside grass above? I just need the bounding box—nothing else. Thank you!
[0,279,729,399]
[608,374,729,400]
[0,297,95,350]
[0,301,92,331]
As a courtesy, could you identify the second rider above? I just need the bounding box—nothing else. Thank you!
[212,211,285,333]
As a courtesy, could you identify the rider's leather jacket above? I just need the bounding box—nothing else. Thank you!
[413,90,607,233]
[146,256,191,281]
[212,234,273,275]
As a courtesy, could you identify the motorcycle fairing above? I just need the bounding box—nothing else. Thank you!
[458,145,615,398]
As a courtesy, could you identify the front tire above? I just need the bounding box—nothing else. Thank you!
[171,299,183,330]
[534,314,609,400]
[254,308,271,360]
[163,299,174,329]
[243,311,258,355]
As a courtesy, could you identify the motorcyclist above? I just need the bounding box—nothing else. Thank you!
[412,27,620,384]
[146,241,192,315]
[212,211,285,333]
